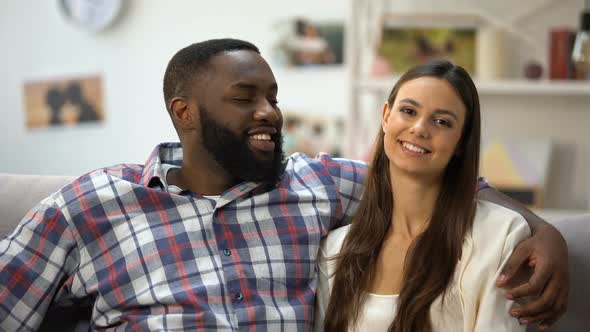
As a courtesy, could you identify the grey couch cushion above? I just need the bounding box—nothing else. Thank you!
[0,173,88,331]
[0,173,74,237]
[1,173,588,330]
[527,214,590,332]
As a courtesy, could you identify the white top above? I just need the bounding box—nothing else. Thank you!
[355,293,399,331]
[315,201,530,332]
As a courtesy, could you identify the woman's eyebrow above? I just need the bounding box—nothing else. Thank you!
[433,109,458,120]
[398,98,421,108]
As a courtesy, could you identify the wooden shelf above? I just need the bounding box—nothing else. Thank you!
[355,77,590,96]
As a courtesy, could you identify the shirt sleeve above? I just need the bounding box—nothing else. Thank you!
[314,241,331,332]
[316,154,367,230]
[473,215,531,332]
[0,197,79,331]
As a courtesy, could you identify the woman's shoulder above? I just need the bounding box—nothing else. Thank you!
[458,201,531,332]
[467,200,531,256]
[472,200,531,237]
[320,224,352,258]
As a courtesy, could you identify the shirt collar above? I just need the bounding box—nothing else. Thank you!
[141,142,277,201]
[142,142,184,189]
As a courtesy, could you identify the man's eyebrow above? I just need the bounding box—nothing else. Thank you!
[230,82,278,91]
[231,82,257,90]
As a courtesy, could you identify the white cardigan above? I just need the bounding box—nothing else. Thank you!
[315,201,530,332]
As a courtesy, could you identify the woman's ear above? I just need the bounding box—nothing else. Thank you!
[381,102,391,131]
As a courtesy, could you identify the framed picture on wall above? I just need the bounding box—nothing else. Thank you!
[273,18,345,68]
[282,111,345,157]
[375,14,481,76]
[22,74,104,129]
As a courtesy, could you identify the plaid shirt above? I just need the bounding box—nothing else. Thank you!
[0,143,366,331]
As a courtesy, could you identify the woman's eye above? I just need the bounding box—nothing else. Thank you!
[233,98,252,103]
[435,119,452,127]
[268,99,279,105]
[400,108,415,115]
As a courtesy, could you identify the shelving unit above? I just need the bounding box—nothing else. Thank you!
[345,0,590,159]
[355,77,590,96]
[474,80,590,96]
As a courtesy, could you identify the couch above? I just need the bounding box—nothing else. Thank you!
[0,173,90,332]
[1,173,589,331]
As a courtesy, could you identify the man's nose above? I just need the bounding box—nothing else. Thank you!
[254,100,280,123]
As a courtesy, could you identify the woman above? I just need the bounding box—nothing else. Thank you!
[315,60,529,332]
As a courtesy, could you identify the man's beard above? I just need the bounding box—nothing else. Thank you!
[199,106,285,185]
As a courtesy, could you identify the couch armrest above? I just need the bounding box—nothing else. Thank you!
[0,173,74,237]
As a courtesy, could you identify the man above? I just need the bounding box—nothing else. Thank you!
[0,39,567,331]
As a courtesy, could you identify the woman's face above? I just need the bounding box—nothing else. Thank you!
[382,77,467,180]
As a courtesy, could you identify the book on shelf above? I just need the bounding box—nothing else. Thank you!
[549,28,576,80]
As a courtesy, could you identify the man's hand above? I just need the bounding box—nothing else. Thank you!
[496,223,569,330]
[478,187,570,329]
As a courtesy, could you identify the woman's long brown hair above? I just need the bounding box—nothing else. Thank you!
[324,60,481,332]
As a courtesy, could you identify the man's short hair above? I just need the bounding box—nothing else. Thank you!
[163,38,260,111]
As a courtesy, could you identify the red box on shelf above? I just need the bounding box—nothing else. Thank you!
[549,28,575,80]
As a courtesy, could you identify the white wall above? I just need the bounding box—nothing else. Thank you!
[0,0,350,176]
[1,0,588,209]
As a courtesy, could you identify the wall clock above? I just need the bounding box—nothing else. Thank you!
[60,0,124,33]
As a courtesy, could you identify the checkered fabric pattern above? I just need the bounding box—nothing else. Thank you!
[0,142,366,331]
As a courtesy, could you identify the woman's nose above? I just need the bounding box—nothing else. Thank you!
[409,119,430,139]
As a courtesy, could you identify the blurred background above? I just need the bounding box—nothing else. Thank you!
[1,0,589,215]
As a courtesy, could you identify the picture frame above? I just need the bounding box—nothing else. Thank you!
[480,140,553,208]
[375,13,481,76]
[282,111,345,157]
[23,74,104,129]
[273,18,345,68]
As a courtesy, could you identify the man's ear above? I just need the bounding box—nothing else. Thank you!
[170,97,197,129]
[381,102,391,132]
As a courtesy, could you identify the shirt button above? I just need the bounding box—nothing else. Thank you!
[223,249,231,256]
[236,293,244,301]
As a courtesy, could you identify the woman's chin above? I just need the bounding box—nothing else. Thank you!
[390,162,444,180]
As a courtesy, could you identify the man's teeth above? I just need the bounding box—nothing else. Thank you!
[250,134,271,140]
[402,142,426,154]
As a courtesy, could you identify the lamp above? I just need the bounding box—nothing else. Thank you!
[572,0,590,79]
